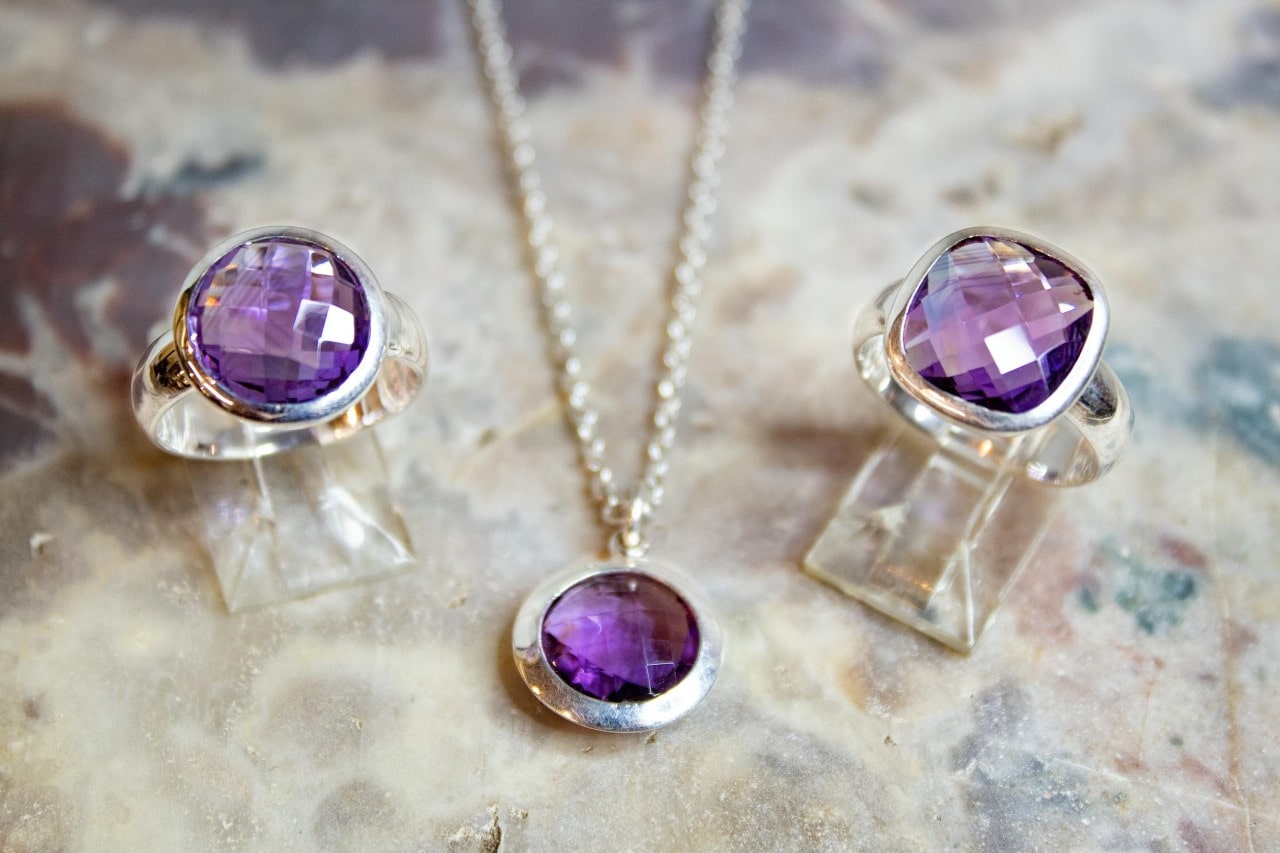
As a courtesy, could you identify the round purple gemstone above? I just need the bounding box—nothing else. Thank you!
[186,236,371,406]
[541,571,700,703]
[902,236,1094,414]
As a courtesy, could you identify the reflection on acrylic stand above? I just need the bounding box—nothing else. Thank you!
[804,424,1059,653]
[188,430,414,612]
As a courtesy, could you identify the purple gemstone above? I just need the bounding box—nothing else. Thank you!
[186,236,371,406]
[541,571,700,703]
[902,236,1094,414]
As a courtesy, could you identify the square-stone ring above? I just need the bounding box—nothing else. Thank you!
[854,226,1132,485]
[131,226,427,459]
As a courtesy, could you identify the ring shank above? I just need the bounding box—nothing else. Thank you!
[854,283,1131,487]
[132,293,427,460]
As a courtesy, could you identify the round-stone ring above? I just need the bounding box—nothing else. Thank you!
[854,226,1132,485]
[132,226,427,459]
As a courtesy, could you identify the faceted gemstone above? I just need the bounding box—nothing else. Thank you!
[186,237,371,406]
[902,236,1094,414]
[541,571,700,703]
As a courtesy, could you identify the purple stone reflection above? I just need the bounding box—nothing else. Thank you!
[541,572,699,703]
[186,236,371,406]
[902,236,1094,414]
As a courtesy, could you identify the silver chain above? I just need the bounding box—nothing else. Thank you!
[467,0,749,558]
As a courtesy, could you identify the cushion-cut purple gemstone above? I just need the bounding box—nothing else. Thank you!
[186,237,371,406]
[541,571,699,703]
[902,236,1094,414]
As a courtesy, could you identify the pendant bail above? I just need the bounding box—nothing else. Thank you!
[609,492,651,560]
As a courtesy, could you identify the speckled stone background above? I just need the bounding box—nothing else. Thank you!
[2,0,1279,850]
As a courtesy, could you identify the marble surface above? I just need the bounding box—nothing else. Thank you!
[2,0,1279,849]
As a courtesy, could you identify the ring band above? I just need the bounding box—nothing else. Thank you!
[854,226,1132,486]
[131,226,427,460]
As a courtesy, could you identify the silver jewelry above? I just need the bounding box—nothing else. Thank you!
[467,0,748,731]
[132,226,427,459]
[854,226,1132,485]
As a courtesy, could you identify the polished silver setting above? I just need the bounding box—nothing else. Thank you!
[854,226,1132,486]
[132,226,427,459]
[512,558,723,733]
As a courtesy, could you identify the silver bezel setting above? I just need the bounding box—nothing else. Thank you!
[512,557,723,733]
[172,225,389,426]
[884,225,1111,435]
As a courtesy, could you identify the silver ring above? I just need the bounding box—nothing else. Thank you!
[854,226,1132,486]
[131,226,427,459]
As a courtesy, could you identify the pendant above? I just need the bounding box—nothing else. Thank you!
[512,556,723,732]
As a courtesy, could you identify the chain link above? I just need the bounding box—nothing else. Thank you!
[467,0,749,555]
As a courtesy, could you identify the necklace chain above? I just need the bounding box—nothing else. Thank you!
[468,0,749,556]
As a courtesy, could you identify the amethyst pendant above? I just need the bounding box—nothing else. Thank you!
[512,559,722,732]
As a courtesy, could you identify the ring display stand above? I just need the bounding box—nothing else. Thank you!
[188,431,415,612]
[804,425,1060,652]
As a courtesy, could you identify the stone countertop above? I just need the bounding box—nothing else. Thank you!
[2,0,1278,849]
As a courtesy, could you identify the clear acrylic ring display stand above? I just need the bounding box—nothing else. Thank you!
[189,430,414,612]
[804,423,1060,653]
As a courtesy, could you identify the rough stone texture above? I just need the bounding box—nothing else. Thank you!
[1,0,1278,850]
